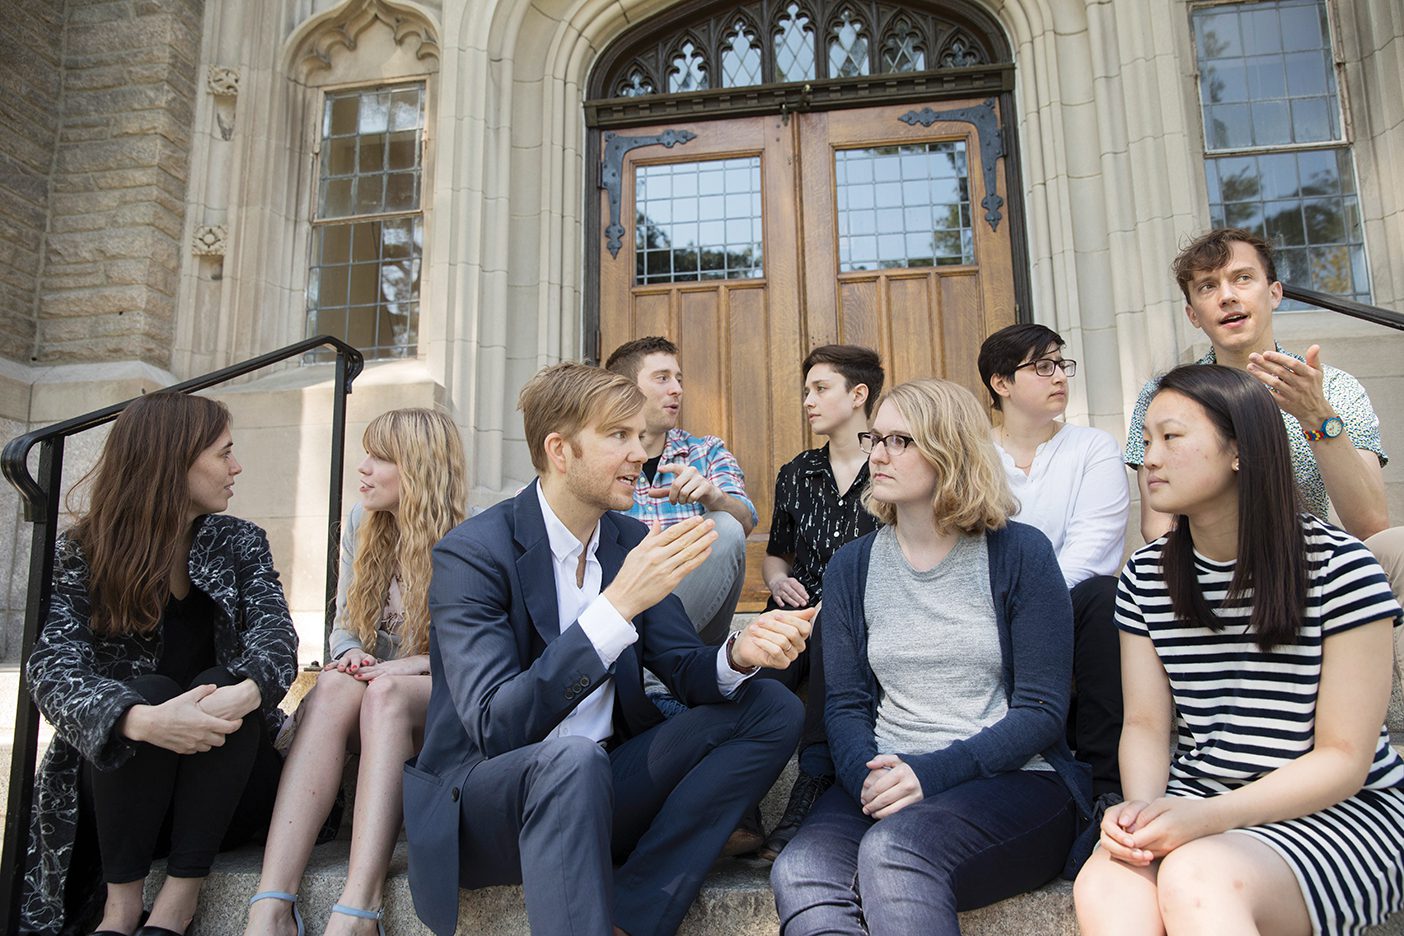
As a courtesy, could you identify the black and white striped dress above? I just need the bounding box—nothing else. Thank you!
[1117,514,1404,936]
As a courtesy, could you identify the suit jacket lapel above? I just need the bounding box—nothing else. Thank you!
[513,481,563,644]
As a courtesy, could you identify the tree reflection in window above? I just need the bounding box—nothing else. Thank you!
[722,20,763,87]
[773,4,816,82]
[668,41,708,93]
[829,10,870,78]
[634,157,764,284]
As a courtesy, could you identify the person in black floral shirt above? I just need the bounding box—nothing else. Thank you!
[759,344,884,860]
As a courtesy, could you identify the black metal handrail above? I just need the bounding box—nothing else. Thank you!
[1282,283,1404,331]
[0,335,364,933]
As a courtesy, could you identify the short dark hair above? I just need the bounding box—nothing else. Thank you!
[1173,227,1278,303]
[604,336,680,381]
[802,344,885,417]
[977,324,1064,410]
[1153,364,1305,650]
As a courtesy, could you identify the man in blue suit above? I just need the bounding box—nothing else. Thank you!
[404,362,814,936]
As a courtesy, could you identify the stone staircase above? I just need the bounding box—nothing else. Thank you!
[5,657,1404,935]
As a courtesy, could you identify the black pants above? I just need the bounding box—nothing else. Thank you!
[80,666,282,883]
[759,609,831,778]
[1067,576,1123,797]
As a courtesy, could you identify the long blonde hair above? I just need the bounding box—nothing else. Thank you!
[345,408,467,656]
[862,379,1017,534]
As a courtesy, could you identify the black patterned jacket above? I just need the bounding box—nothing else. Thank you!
[20,514,297,935]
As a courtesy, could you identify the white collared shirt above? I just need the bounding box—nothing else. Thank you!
[536,485,752,742]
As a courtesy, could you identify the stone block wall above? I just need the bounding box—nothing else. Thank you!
[36,0,203,365]
[0,1,65,364]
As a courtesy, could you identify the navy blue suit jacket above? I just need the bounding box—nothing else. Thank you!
[403,481,728,935]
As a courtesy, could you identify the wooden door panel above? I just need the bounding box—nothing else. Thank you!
[798,100,1015,399]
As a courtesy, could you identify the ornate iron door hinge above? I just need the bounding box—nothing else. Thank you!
[899,99,1006,231]
[599,129,697,258]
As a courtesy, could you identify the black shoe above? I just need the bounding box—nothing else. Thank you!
[757,772,832,861]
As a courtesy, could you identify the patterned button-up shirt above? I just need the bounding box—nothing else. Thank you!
[624,427,757,527]
[1123,345,1386,519]
[766,444,880,607]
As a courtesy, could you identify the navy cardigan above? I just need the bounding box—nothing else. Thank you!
[821,522,1093,821]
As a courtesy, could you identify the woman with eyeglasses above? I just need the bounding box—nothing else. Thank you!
[770,378,1092,936]
[1074,365,1404,936]
[978,324,1131,801]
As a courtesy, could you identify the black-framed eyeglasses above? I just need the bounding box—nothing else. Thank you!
[858,431,914,455]
[1014,358,1077,378]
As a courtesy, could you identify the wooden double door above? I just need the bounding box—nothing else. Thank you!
[598,98,1016,606]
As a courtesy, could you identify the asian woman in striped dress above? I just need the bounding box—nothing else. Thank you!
[1073,364,1404,936]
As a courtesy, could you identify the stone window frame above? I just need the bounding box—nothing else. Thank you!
[1188,0,1374,306]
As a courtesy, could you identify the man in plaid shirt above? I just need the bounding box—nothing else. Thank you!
[605,337,756,649]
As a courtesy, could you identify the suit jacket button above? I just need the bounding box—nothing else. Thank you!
[450,787,460,802]
[578,676,589,687]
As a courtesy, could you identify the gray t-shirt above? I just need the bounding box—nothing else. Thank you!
[865,526,1049,771]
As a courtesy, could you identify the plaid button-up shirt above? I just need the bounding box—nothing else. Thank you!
[624,427,757,528]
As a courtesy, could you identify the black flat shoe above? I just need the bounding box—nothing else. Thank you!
[135,927,184,936]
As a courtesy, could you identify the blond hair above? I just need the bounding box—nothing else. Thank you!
[518,363,645,474]
[862,379,1017,534]
[346,408,468,656]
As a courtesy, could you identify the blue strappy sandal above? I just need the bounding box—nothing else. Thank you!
[247,891,304,936]
[330,903,385,936]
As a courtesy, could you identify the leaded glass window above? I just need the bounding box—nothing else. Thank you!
[594,0,1003,99]
[635,158,764,284]
[828,10,870,78]
[1192,0,1370,305]
[835,142,973,271]
[722,20,763,87]
[774,4,817,82]
[309,84,425,360]
[881,17,925,72]
[618,68,655,97]
[668,41,708,93]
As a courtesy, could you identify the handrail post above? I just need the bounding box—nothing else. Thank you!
[324,350,352,662]
[2,438,63,933]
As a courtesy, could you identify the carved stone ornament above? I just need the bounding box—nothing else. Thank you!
[192,225,228,257]
[899,99,1006,231]
[207,66,240,96]
[298,0,441,78]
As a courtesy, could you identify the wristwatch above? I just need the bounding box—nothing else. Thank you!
[1303,415,1344,442]
[725,630,760,675]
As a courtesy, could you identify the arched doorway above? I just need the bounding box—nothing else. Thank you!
[585,0,1023,605]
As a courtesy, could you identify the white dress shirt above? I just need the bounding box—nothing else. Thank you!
[536,486,752,743]
[996,423,1130,587]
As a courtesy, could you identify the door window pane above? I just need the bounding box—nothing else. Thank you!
[835,141,973,272]
[635,157,763,284]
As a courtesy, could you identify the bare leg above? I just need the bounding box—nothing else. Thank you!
[1073,846,1165,936]
[244,670,367,936]
[145,875,204,933]
[93,879,145,935]
[324,674,431,935]
[1157,834,1311,936]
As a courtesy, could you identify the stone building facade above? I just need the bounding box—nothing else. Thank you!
[2,0,1403,658]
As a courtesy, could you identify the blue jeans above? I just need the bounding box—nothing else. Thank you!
[771,770,1076,935]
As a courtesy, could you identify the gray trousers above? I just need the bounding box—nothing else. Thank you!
[644,510,747,697]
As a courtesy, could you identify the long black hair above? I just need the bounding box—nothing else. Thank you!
[1154,364,1306,649]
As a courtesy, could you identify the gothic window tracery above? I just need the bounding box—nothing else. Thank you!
[594,0,1003,100]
